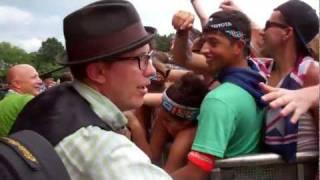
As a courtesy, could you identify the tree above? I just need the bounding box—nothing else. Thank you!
[0,42,32,78]
[153,33,175,52]
[34,37,64,74]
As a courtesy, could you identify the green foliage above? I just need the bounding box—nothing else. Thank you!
[0,38,65,81]
[153,33,175,52]
[0,33,176,81]
[0,42,33,78]
[34,37,64,74]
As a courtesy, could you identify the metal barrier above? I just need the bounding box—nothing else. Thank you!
[210,152,318,180]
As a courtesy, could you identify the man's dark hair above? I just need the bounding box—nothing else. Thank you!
[203,10,252,56]
[275,0,319,56]
[166,73,208,108]
[60,71,73,82]
[70,63,88,81]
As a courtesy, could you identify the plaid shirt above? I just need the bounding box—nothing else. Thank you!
[55,81,172,180]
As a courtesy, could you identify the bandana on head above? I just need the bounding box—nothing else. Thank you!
[161,90,199,121]
[204,17,249,44]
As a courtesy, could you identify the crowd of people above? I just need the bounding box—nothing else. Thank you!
[0,0,318,179]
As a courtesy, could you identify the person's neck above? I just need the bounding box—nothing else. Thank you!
[81,79,125,111]
[272,48,297,75]
[229,56,249,69]
[8,89,19,93]
[272,39,299,73]
[9,87,24,94]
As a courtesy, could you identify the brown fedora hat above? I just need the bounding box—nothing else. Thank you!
[57,0,157,65]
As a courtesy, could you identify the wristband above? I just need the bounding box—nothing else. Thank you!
[188,151,215,172]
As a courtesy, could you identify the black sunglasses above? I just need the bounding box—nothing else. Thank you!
[264,21,288,31]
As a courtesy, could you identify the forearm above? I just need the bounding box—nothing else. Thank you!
[190,0,208,27]
[308,85,319,107]
[149,116,171,162]
[166,69,191,82]
[143,93,162,106]
[300,85,319,127]
[171,162,210,180]
[130,122,152,157]
[171,30,192,67]
[125,111,152,157]
[171,31,210,74]
[171,165,197,180]
[164,128,196,173]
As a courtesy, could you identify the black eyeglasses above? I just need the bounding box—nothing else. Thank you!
[264,21,288,31]
[115,51,153,71]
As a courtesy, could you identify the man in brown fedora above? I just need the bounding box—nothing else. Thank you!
[10,0,172,179]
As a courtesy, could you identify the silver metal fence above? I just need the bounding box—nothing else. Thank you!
[210,152,318,180]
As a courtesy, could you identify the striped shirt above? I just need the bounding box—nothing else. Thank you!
[55,126,172,180]
[55,81,172,180]
[265,57,318,154]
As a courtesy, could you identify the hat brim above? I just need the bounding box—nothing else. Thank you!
[57,26,157,65]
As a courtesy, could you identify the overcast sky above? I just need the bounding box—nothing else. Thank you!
[0,0,318,52]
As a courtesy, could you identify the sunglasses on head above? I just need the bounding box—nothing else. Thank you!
[264,21,288,31]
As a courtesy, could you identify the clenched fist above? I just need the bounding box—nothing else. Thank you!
[172,10,195,31]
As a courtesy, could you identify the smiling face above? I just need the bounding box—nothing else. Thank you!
[8,64,42,96]
[200,32,240,74]
[93,44,156,111]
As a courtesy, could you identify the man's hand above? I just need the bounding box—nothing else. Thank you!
[260,83,319,123]
[172,11,195,31]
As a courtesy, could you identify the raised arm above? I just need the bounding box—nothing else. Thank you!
[171,11,211,74]
[190,0,209,28]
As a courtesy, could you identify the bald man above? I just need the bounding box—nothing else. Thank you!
[0,64,42,136]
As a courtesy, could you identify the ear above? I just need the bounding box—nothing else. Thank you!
[86,62,108,84]
[282,27,294,41]
[10,80,21,90]
[233,40,245,55]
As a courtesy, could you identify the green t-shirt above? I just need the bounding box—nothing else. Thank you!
[0,92,33,136]
[192,82,264,158]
